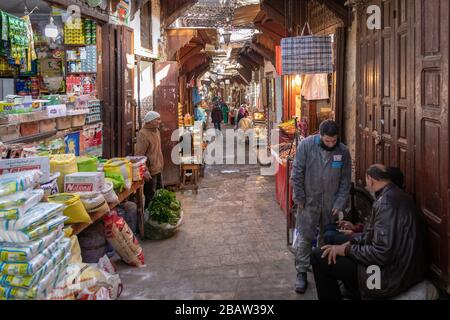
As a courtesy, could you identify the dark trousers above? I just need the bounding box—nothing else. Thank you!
[311,248,362,300]
[144,173,163,209]
[213,122,221,131]
[324,224,352,245]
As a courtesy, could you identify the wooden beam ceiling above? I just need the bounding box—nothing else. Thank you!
[161,0,199,27]
[249,43,275,65]
[316,0,350,26]
[237,68,252,84]
[238,54,259,71]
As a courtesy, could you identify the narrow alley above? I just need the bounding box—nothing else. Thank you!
[0,0,447,305]
[118,126,317,300]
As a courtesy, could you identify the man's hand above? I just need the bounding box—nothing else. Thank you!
[338,220,355,231]
[321,244,348,265]
[332,208,341,216]
[338,229,354,236]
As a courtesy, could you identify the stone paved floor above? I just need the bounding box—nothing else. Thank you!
[117,128,317,300]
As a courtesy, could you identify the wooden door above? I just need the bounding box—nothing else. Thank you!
[101,25,135,158]
[356,0,415,193]
[356,0,382,185]
[101,24,117,159]
[415,0,449,292]
[117,26,135,157]
[154,61,180,186]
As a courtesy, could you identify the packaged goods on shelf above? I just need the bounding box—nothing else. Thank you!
[104,158,132,190]
[0,233,65,276]
[40,173,60,199]
[64,172,105,193]
[79,193,109,215]
[126,156,147,181]
[101,180,119,205]
[0,156,50,183]
[0,230,62,263]
[104,210,145,267]
[0,250,70,300]
[0,202,64,232]
[0,189,44,220]
[47,193,91,224]
[49,154,78,192]
[0,170,42,197]
[76,156,98,172]
[0,214,67,243]
[0,239,70,289]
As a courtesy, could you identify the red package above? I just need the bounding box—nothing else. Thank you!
[104,209,145,267]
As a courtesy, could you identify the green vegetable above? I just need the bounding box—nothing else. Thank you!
[149,189,181,225]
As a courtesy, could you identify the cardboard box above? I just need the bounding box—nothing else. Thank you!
[0,156,50,183]
[64,172,105,193]
[46,104,67,118]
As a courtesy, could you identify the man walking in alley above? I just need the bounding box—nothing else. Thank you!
[311,164,428,300]
[211,102,224,132]
[290,120,352,294]
[136,111,164,209]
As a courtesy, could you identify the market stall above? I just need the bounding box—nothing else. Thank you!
[0,152,149,300]
[0,3,151,300]
[0,2,103,158]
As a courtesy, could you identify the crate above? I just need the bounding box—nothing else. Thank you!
[19,121,39,136]
[39,119,56,132]
[56,116,72,130]
[0,124,19,141]
[71,114,86,127]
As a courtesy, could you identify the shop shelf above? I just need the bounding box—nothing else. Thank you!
[2,130,57,144]
[71,181,144,235]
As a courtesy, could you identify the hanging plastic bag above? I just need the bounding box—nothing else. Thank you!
[281,22,333,75]
[301,73,329,100]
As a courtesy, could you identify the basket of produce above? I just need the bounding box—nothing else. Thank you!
[278,119,297,137]
[144,189,183,240]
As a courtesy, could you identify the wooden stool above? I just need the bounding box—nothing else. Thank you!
[181,163,200,189]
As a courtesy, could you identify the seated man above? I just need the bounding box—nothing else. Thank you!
[311,164,429,300]
[323,166,405,245]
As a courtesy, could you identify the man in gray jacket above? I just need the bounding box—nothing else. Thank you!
[290,120,352,293]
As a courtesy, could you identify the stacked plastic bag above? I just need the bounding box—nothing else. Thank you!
[0,171,70,300]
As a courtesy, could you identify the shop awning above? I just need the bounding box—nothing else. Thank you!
[161,0,198,27]
[166,28,219,61]
[253,10,286,45]
[237,67,251,84]
[180,52,211,78]
[232,4,261,27]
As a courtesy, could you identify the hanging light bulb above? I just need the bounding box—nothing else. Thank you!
[294,74,302,87]
[45,16,58,38]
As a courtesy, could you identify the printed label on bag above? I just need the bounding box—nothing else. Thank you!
[65,183,94,192]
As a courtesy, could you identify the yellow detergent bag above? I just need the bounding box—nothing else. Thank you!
[103,158,132,189]
[48,193,91,224]
[49,154,78,191]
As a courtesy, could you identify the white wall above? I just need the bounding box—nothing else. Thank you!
[129,0,161,59]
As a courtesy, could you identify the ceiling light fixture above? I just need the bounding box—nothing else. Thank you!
[45,16,58,38]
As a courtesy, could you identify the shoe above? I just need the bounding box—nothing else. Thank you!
[295,272,308,294]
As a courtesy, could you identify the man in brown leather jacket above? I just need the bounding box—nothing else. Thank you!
[311,164,429,299]
[136,111,164,209]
